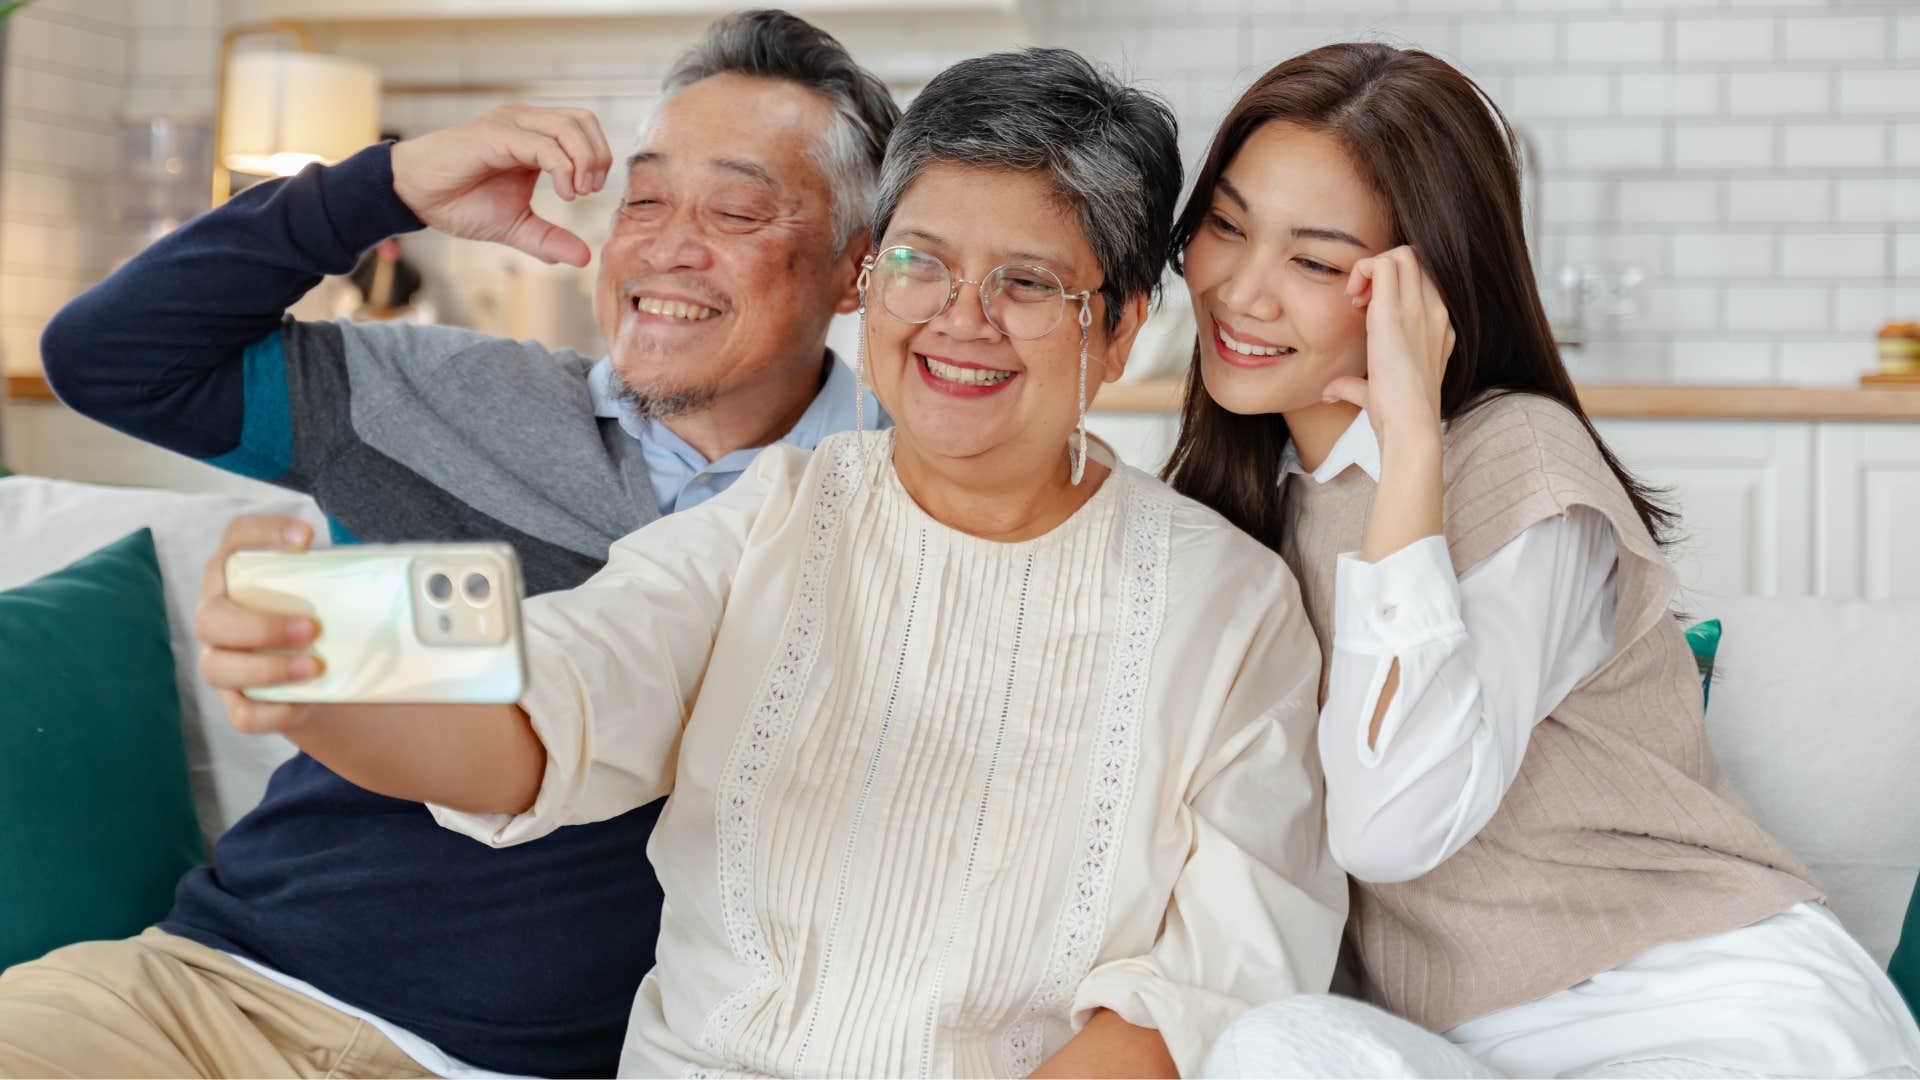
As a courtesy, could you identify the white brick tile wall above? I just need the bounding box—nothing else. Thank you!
[1564,123,1667,169]
[1637,284,1722,334]
[1542,177,1612,224]
[1726,71,1830,117]
[1,0,137,376]
[1835,180,1920,224]
[1837,70,1920,117]
[1457,20,1562,69]
[1724,286,1830,333]
[1777,339,1874,386]
[1727,178,1830,224]
[1617,179,1721,224]
[1781,123,1888,169]
[1674,17,1776,63]
[1673,123,1775,170]
[1898,231,1920,280]
[1671,231,1775,278]
[1507,73,1613,119]
[1779,15,1890,63]
[1561,230,1670,276]
[1780,231,1888,279]
[1835,286,1920,332]
[5,0,1917,386]
[1898,125,1920,169]
[1667,340,1778,384]
[1562,18,1666,65]
[1899,14,1920,62]
[1617,72,1721,116]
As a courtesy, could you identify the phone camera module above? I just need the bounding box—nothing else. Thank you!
[426,572,455,604]
[462,572,492,605]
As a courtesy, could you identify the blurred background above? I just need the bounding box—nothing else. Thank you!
[1,0,1916,598]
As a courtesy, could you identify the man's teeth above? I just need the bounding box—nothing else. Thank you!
[923,355,1015,386]
[1220,328,1293,357]
[634,296,719,321]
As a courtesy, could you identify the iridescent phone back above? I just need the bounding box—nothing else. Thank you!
[225,543,527,704]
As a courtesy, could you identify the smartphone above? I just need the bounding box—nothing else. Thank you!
[224,543,527,704]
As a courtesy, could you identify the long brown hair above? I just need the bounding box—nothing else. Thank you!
[1162,43,1674,552]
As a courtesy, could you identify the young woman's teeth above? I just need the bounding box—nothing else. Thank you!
[1220,328,1293,357]
[634,296,719,321]
[923,355,1014,386]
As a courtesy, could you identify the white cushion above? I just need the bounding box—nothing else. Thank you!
[0,477,328,844]
[1702,595,1920,966]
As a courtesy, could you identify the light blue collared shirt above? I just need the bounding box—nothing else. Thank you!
[588,351,885,514]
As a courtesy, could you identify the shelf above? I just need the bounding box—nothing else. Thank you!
[1090,378,1920,422]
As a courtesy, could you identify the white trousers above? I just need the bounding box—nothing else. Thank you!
[1204,904,1920,1079]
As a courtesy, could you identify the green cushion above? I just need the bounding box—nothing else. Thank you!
[1685,618,1721,708]
[1893,874,1920,1023]
[0,528,202,971]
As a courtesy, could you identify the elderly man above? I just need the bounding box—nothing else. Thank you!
[1,10,897,1078]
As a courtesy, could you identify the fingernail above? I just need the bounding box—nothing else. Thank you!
[1322,395,1338,404]
[288,617,316,642]
[291,655,317,678]
[284,524,307,545]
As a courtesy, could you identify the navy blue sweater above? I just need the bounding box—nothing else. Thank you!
[41,145,667,1077]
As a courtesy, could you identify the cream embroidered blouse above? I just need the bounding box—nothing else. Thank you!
[433,430,1345,1078]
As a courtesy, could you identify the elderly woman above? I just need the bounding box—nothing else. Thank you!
[198,49,1343,1077]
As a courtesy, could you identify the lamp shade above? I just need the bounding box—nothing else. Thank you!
[220,51,379,177]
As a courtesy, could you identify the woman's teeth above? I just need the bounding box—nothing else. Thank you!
[634,296,719,321]
[1219,328,1293,357]
[922,354,1015,386]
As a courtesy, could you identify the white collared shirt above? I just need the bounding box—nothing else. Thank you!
[1285,410,1620,883]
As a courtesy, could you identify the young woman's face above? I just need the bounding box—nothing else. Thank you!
[1182,122,1395,416]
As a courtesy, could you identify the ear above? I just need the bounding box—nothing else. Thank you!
[832,229,873,315]
[1094,291,1152,385]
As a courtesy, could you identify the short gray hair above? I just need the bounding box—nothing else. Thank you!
[663,9,900,250]
[870,49,1181,333]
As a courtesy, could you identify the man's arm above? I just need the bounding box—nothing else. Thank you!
[40,144,424,461]
[40,105,613,472]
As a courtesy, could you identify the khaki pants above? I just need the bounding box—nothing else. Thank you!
[0,928,435,1079]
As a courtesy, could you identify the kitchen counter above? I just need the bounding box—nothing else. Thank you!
[1090,378,1920,422]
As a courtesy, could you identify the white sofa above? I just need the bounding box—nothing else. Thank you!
[1,476,1912,968]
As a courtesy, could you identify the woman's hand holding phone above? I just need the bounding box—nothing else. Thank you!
[195,514,322,735]
[192,514,544,814]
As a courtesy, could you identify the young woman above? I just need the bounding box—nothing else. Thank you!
[195,49,1347,1078]
[1166,43,1920,1078]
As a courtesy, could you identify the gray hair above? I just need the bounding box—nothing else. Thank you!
[870,48,1182,333]
[663,9,900,251]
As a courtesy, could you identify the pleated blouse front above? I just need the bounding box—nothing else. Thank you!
[435,431,1345,1078]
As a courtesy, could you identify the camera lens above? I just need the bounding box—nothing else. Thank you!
[425,572,454,603]
[462,572,492,604]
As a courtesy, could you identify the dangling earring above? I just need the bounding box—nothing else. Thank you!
[1071,299,1092,485]
[853,255,874,476]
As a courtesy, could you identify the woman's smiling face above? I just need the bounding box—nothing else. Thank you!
[864,162,1139,479]
[1182,121,1395,416]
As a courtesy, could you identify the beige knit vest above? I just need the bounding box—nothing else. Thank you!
[1280,393,1825,1032]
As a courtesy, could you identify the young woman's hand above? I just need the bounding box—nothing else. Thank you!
[1323,245,1456,454]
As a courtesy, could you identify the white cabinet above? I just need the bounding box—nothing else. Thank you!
[1816,423,1920,600]
[1590,419,1815,600]
[1088,408,1920,601]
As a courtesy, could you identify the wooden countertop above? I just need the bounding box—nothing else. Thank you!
[5,373,55,401]
[1091,378,1920,422]
[11,370,1920,421]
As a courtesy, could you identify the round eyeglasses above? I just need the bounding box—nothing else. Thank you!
[859,245,1092,341]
